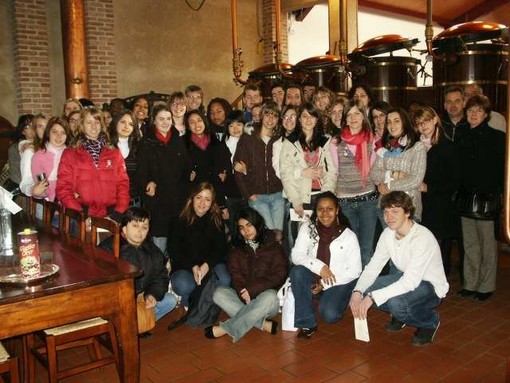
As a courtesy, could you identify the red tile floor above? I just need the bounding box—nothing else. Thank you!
[31,249,510,383]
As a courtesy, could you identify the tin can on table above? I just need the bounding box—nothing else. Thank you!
[18,229,41,278]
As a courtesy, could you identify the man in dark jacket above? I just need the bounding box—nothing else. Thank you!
[100,207,176,322]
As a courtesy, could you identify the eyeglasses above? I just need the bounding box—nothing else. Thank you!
[171,102,186,108]
[415,119,432,129]
[282,115,297,121]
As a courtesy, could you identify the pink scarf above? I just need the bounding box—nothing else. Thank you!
[341,128,372,186]
[191,134,211,151]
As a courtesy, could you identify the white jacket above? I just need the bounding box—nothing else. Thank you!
[279,137,337,207]
[291,223,362,289]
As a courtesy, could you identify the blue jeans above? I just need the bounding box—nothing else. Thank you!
[339,198,378,267]
[170,263,231,306]
[366,271,441,329]
[248,192,285,230]
[155,292,178,321]
[213,287,279,342]
[290,265,357,328]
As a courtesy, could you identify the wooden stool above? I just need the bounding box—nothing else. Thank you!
[42,200,62,228]
[0,341,20,383]
[26,318,119,383]
[61,208,86,245]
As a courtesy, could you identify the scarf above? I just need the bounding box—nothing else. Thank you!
[316,220,342,267]
[45,143,66,181]
[381,135,408,158]
[420,135,432,151]
[191,134,211,151]
[246,240,259,252]
[82,132,107,165]
[155,129,171,145]
[341,128,372,186]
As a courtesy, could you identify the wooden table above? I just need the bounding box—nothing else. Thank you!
[0,216,142,382]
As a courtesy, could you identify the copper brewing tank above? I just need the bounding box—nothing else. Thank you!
[294,55,347,94]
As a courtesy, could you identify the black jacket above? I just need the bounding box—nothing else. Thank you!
[421,137,461,238]
[441,114,470,143]
[100,236,169,301]
[135,127,192,236]
[169,212,227,272]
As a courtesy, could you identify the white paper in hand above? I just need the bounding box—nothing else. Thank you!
[354,317,370,342]
[289,208,312,222]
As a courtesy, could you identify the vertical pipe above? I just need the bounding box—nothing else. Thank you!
[274,0,281,63]
[504,48,510,243]
[231,0,238,54]
[60,0,89,99]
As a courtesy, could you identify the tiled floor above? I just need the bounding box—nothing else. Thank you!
[31,249,510,383]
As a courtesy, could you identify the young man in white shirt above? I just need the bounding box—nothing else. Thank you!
[349,191,449,346]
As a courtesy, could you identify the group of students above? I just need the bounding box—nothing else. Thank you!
[3,79,504,346]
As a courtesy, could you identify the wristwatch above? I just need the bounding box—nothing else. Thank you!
[367,292,374,302]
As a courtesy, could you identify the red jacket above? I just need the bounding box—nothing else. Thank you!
[57,146,130,217]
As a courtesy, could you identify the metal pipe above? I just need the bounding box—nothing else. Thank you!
[504,45,510,243]
[274,0,282,64]
[231,0,247,85]
[339,0,347,63]
[424,0,444,60]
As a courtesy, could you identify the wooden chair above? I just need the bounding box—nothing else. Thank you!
[89,217,121,258]
[61,208,86,244]
[42,200,62,229]
[0,341,20,383]
[26,318,119,383]
[16,193,32,213]
[29,197,45,220]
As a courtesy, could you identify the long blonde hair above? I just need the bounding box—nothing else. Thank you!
[179,182,223,229]
[73,106,110,147]
[413,106,444,146]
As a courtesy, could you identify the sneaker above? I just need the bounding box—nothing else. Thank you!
[412,322,440,346]
[297,326,317,339]
[385,317,406,332]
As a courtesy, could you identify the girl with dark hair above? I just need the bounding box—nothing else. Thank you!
[135,104,192,253]
[414,106,460,276]
[31,117,69,202]
[4,114,34,191]
[290,191,361,339]
[130,96,149,136]
[108,110,141,205]
[57,107,130,220]
[280,103,336,225]
[169,182,230,308]
[272,104,299,179]
[326,97,346,137]
[348,84,375,111]
[370,107,426,223]
[370,101,391,151]
[207,97,232,142]
[205,207,288,341]
[66,110,81,142]
[212,110,248,235]
[334,100,378,267]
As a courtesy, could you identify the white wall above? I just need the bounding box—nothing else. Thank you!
[288,4,444,86]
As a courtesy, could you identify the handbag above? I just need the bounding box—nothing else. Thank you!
[136,293,156,334]
[277,278,297,332]
[452,189,502,220]
[184,271,221,328]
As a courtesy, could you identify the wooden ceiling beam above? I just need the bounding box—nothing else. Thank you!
[451,0,509,26]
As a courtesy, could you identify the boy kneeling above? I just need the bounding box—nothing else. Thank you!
[349,191,449,346]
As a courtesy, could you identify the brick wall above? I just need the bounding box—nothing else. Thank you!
[261,0,289,64]
[12,0,52,115]
[84,0,118,106]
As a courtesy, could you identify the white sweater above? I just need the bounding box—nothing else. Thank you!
[354,223,449,305]
[292,223,362,290]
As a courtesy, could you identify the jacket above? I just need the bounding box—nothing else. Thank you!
[135,128,192,236]
[279,136,337,207]
[228,231,288,299]
[169,212,227,272]
[291,223,361,289]
[233,133,282,199]
[370,141,427,220]
[99,236,169,301]
[458,121,505,194]
[421,137,461,238]
[56,145,130,218]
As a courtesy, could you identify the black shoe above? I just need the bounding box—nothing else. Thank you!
[384,317,406,332]
[473,292,493,301]
[412,322,440,346]
[297,326,317,339]
[167,315,186,331]
[139,331,152,339]
[267,320,278,335]
[457,289,476,297]
[204,326,216,339]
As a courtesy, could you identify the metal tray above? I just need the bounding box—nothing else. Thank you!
[0,264,59,286]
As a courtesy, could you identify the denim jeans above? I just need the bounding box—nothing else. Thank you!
[155,292,178,321]
[170,263,231,306]
[248,191,285,230]
[290,265,357,328]
[213,286,279,342]
[339,198,378,267]
[366,271,441,329]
